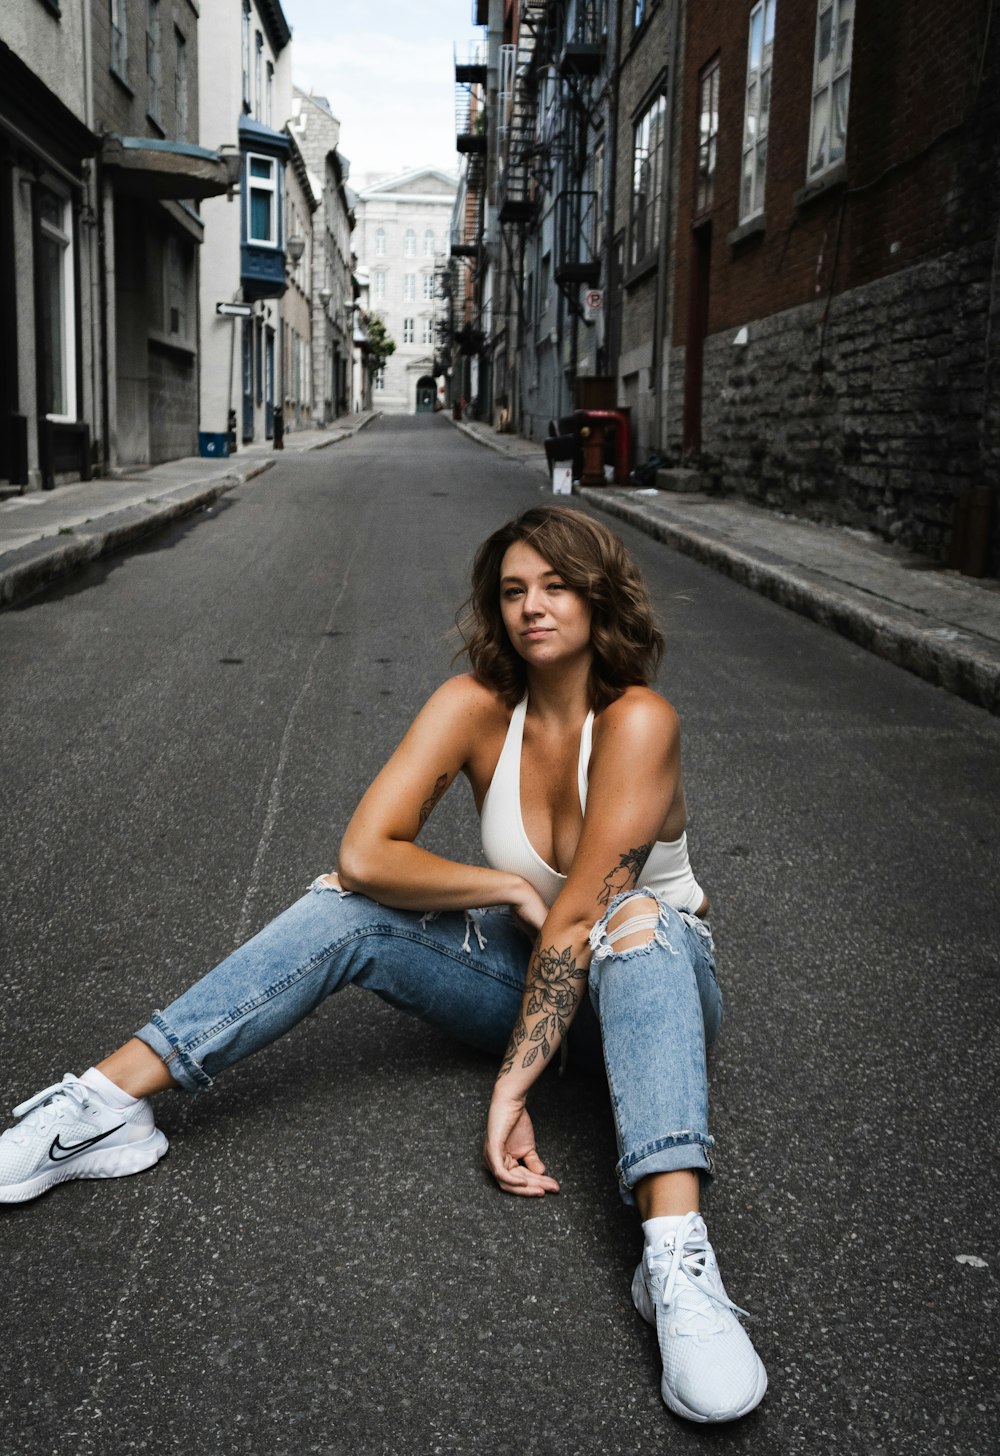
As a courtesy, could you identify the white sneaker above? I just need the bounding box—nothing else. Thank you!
[0,1074,168,1204]
[632,1212,767,1423]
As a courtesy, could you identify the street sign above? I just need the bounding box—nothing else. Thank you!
[584,290,603,311]
[216,302,253,318]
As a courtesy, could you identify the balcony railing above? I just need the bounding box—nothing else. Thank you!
[554,189,601,287]
[559,0,607,77]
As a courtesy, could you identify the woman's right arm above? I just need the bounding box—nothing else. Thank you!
[336,676,547,925]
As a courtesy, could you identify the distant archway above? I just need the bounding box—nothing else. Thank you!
[415,375,436,413]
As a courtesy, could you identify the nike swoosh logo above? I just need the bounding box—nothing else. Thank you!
[49,1125,126,1162]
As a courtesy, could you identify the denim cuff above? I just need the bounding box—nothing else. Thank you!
[616,1131,715,1205]
[135,1013,214,1093]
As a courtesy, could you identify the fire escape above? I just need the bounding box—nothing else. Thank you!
[451,42,489,359]
[552,0,606,312]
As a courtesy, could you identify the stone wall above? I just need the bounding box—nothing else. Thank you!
[668,241,996,565]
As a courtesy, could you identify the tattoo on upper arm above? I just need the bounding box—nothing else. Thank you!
[597,843,654,906]
[417,773,449,829]
[498,942,587,1077]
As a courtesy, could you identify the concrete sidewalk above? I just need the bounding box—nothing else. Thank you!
[450,414,1000,715]
[0,412,379,610]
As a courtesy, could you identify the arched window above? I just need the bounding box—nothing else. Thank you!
[404,228,416,258]
[423,228,435,257]
[375,227,386,257]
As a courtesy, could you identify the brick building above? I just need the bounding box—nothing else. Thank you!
[669,0,1000,570]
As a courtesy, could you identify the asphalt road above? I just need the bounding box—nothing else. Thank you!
[1,415,997,1455]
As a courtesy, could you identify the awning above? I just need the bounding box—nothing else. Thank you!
[102,135,233,200]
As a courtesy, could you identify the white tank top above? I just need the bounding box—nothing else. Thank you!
[480,697,706,912]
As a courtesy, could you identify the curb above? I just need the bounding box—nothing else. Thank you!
[0,413,380,611]
[580,489,1000,716]
[447,415,549,475]
[0,460,272,611]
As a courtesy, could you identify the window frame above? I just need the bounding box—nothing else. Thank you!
[403,228,416,258]
[373,270,386,301]
[375,227,386,257]
[403,273,416,302]
[241,2,251,113]
[695,56,720,218]
[146,0,162,125]
[402,317,415,344]
[807,0,853,179]
[38,184,77,423]
[110,0,128,81]
[246,152,280,248]
[423,228,435,258]
[174,27,188,141]
[629,83,668,273]
[739,0,775,223]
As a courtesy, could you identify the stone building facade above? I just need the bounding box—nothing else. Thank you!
[354,168,457,413]
[0,1,99,490]
[669,0,1000,569]
[290,90,355,424]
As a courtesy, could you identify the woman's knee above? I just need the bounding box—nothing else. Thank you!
[591,891,663,956]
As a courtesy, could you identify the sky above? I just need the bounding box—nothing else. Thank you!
[284,0,482,185]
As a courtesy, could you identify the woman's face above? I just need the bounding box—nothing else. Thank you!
[499,540,593,670]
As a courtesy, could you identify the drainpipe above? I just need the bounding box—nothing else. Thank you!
[652,0,682,452]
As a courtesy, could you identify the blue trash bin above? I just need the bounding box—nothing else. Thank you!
[198,432,230,458]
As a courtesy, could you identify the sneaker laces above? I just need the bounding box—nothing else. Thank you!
[648,1213,750,1334]
[10,1075,91,1140]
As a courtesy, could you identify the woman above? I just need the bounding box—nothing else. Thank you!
[0,506,766,1424]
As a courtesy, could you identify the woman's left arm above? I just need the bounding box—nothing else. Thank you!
[483,692,681,1196]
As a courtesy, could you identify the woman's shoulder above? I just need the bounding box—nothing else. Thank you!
[421,673,511,729]
[592,686,680,757]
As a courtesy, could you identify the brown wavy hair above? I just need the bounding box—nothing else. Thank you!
[458,506,664,711]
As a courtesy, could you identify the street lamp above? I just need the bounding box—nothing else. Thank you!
[318,287,332,312]
[218,144,242,201]
[286,234,305,265]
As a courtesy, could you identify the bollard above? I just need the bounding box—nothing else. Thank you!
[273,406,284,450]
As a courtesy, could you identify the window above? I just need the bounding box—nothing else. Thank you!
[38,187,76,421]
[254,33,263,121]
[374,367,386,391]
[630,90,667,269]
[423,228,435,257]
[373,270,386,300]
[146,0,161,124]
[808,0,853,176]
[696,57,720,215]
[402,318,414,344]
[403,273,416,301]
[247,153,279,245]
[266,61,274,128]
[110,0,127,79]
[403,228,416,258]
[592,137,605,256]
[422,273,435,301]
[174,29,188,141]
[421,318,435,344]
[740,0,775,220]
[241,2,251,111]
[375,227,386,256]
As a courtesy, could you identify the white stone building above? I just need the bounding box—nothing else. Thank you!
[198,0,293,449]
[354,169,457,413]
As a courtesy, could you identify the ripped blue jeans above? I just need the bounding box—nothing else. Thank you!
[135,882,723,1201]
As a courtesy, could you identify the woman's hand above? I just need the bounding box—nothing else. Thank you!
[507,880,549,940]
[483,1085,560,1197]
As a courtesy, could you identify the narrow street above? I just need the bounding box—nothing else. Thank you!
[1,417,997,1455]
